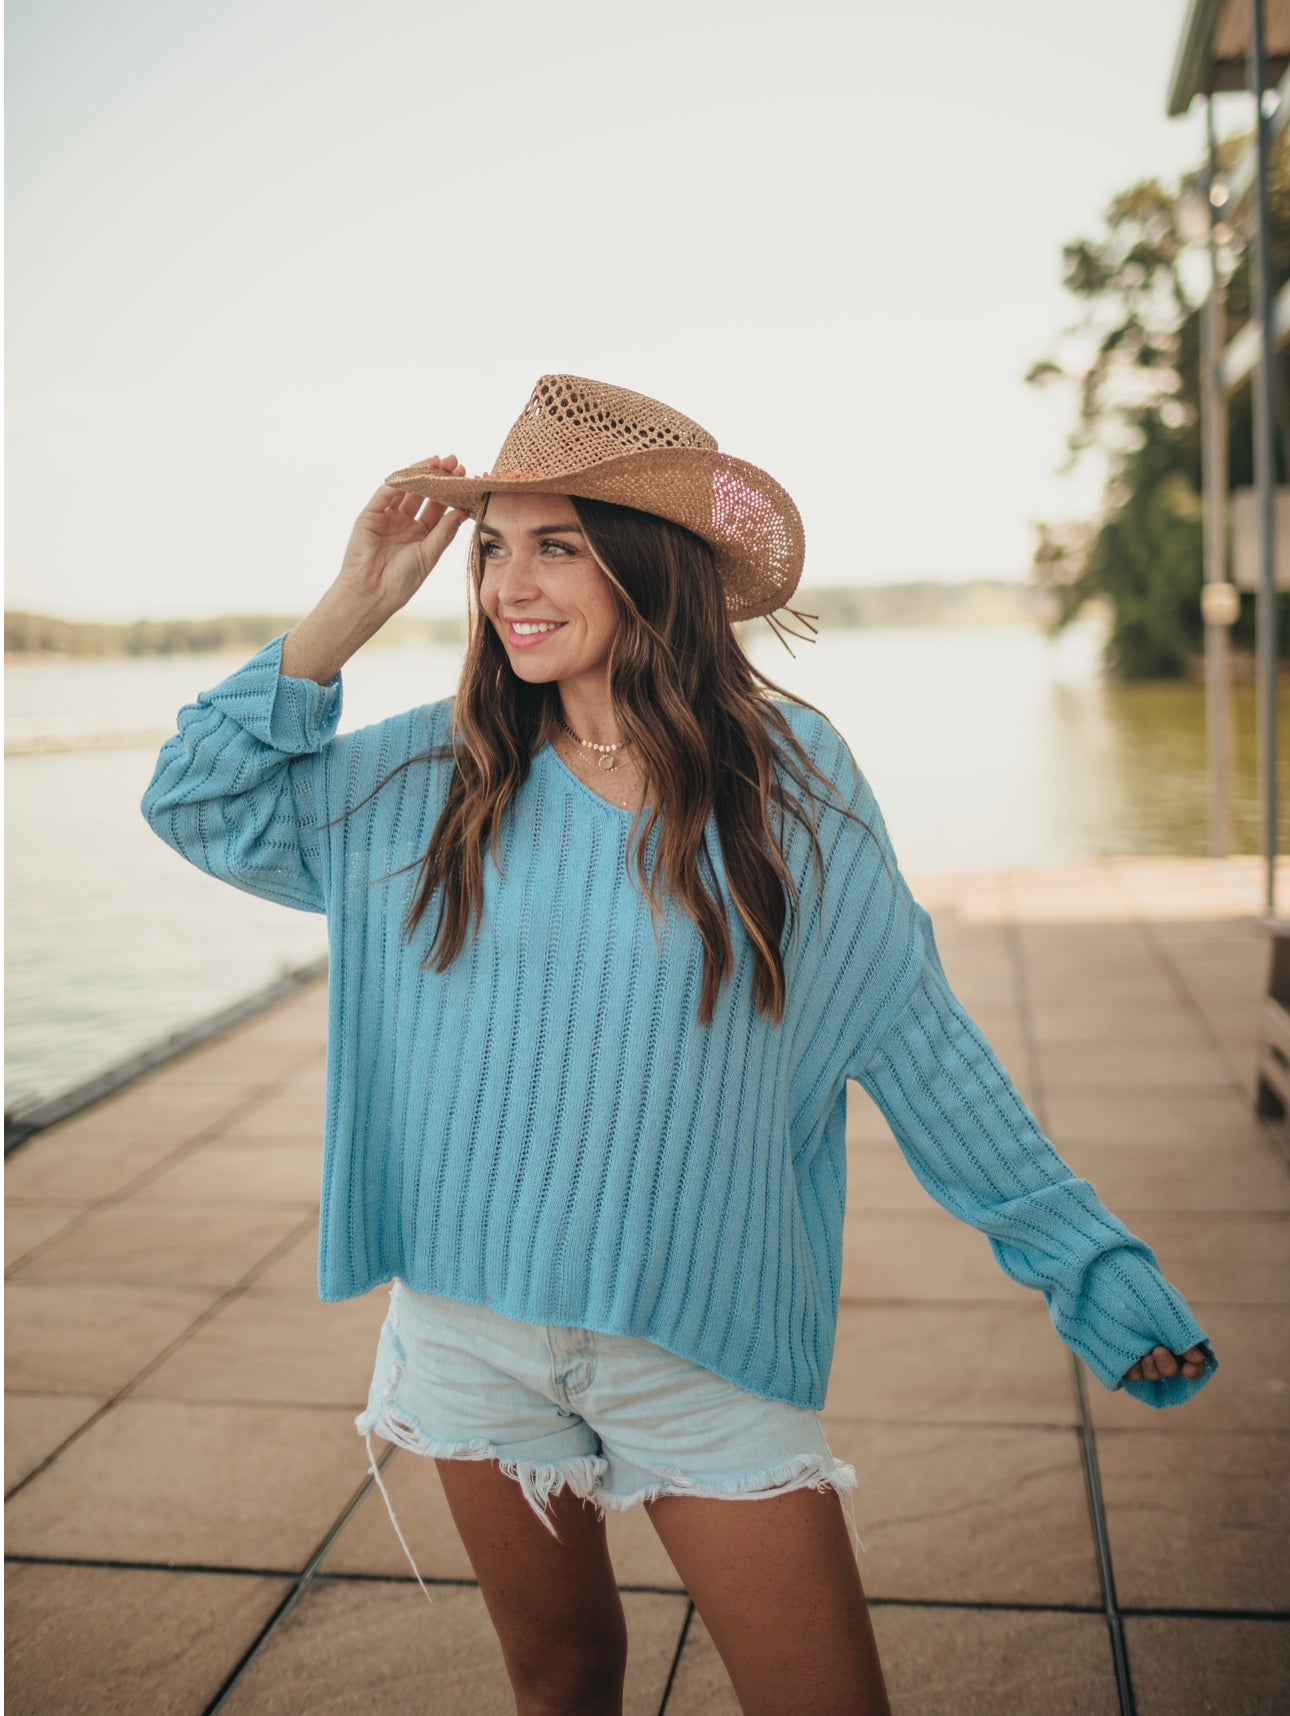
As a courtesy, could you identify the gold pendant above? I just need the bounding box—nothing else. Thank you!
[597,754,617,771]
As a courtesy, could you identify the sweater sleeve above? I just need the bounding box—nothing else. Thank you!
[140,633,342,914]
[849,902,1219,1409]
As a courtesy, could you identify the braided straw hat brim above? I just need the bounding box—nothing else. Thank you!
[382,375,807,626]
[384,448,804,624]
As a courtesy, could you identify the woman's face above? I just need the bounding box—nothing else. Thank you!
[477,492,621,696]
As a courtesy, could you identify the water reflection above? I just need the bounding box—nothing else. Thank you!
[742,621,1289,866]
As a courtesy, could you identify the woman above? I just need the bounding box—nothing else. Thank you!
[142,374,1215,1716]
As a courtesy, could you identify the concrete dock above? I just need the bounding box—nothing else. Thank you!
[6,854,1289,1714]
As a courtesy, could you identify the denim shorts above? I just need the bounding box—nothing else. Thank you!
[354,1280,860,1599]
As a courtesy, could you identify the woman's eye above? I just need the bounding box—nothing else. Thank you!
[540,540,574,555]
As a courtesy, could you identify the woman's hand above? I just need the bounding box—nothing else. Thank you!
[334,455,475,618]
[1122,1344,1209,1385]
[281,457,477,685]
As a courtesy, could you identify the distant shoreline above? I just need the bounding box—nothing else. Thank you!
[5,581,1063,659]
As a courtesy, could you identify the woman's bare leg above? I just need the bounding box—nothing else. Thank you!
[645,1485,891,1716]
[436,1457,628,1716]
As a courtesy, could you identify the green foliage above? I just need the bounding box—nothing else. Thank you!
[1028,129,1290,678]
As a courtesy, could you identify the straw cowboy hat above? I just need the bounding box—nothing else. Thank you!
[383,374,818,652]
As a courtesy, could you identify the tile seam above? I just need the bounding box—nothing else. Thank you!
[1003,862,1137,1716]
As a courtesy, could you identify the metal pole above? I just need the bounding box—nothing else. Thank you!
[1202,97,1236,857]
[1250,0,1279,916]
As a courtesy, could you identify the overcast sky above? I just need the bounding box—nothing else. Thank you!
[5,0,1251,622]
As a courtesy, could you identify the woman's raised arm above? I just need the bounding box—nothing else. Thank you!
[282,459,473,683]
[140,461,473,909]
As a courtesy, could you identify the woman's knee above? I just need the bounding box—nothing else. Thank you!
[505,1621,628,1715]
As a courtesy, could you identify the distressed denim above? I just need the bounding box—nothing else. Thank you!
[355,1279,861,1603]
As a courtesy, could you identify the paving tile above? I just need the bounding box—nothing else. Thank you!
[4,1394,104,1490]
[946,950,1028,1007]
[1023,970,1182,1012]
[1096,1429,1290,1611]
[1218,1017,1264,1059]
[823,1301,1078,1425]
[130,1142,323,1203]
[3,1198,92,1265]
[20,1078,260,1146]
[841,1213,1031,1304]
[1010,894,1139,928]
[216,1084,327,1145]
[219,1576,687,1716]
[5,1130,192,1202]
[1223,1054,1260,1103]
[1024,1000,1209,1044]
[845,1086,900,1146]
[7,1201,315,1288]
[253,1221,322,1289]
[1043,1088,1273,1148]
[847,1141,944,1211]
[1149,914,1266,943]
[1033,1039,1235,1090]
[828,1421,1099,1606]
[318,1445,484,1583]
[1015,931,1164,969]
[1125,1213,1290,1304]
[4,1564,292,1716]
[133,1286,389,1407]
[3,1399,375,1571]
[667,1604,1117,1716]
[279,1058,327,1094]
[320,1444,684,1590]
[5,1281,221,1394]
[657,1612,739,1714]
[1124,1616,1290,1716]
[1056,1140,1290,1212]
[1170,943,1269,989]
[1210,997,1264,1036]
[876,1606,1118,1716]
[143,1032,322,1090]
[1087,1303,1288,1434]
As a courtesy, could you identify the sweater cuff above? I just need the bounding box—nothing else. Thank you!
[196,633,342,754]
[1062,1241,1219,1408]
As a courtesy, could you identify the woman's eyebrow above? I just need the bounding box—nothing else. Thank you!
[477,522,586,538]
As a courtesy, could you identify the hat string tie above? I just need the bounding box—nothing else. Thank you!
[763,605,820,657]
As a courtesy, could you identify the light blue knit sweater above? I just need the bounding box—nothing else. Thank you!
[141,635,1217,1411]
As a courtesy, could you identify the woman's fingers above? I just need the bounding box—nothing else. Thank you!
[423,504,474,550]
[1124,1345,1210,1385]
[408,457,469,520]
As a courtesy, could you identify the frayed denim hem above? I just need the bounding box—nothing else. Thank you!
[593,1451,865,1556]
[356,1408,608,1605]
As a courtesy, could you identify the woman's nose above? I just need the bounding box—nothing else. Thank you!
[495,551,542,596]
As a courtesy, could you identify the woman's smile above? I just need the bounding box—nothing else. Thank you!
[507,619,569,647]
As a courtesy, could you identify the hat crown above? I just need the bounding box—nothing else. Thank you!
[493,374,719,479]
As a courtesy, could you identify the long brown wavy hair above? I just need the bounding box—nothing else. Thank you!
[344,495,883,1029]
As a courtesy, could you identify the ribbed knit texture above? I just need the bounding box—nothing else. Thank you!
[141,635,1217,1411]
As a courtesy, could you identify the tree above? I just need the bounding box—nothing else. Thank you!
[1027,130,1290,679]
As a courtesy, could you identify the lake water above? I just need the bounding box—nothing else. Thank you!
[5,619,1284,1111]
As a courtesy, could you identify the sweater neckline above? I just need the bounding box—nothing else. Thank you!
[540,738,645,820]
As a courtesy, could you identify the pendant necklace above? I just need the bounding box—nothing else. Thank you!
[559,713,627,771]
[558,716,641,810]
